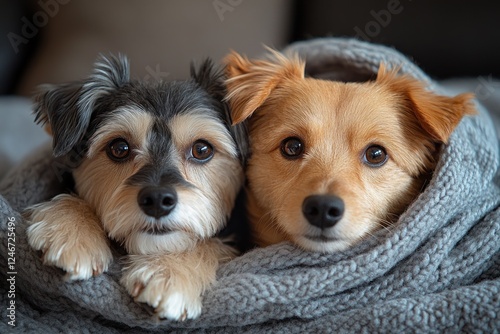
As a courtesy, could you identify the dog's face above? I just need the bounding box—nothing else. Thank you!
[35,55,246,255]
[224,50,475,253]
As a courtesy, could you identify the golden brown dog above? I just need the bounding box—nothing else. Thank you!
[224,50,475,253]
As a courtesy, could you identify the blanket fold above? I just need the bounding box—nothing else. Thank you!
[1,38,499,333]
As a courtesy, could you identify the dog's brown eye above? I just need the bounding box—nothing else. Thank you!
[107,138,130,162]
[363,145,388,167]
[281,137,304,159]
[191,140,214,162]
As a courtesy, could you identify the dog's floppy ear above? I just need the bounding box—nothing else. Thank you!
[224,49,305,125]
[34,53,130,157]
[377,64,476,143]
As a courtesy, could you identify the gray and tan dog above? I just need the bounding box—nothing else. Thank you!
[26,54,246,320]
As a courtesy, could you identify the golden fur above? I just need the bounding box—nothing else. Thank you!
[224,50,476,253]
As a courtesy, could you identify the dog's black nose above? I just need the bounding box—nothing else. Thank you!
[138,186,177,219]
[302,195,344,229]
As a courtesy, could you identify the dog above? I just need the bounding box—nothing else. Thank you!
[224,49,476,253]
[26,54,246,320]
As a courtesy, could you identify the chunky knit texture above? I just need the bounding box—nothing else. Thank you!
[1,38,499,333]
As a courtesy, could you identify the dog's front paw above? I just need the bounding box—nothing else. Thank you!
[121,258,202,321]
[26,194,112,280]
[121,240,236,321]
[134,276,202,321]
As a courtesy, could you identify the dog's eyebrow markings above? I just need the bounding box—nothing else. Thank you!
[87,107,153,158]
[168,109,238,158]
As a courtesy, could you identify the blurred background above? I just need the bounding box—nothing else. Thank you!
[2,0,500,95]
[1,0,500,176]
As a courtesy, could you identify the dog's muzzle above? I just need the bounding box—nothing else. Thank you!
[302,195,344,229]
[138,186,177,219]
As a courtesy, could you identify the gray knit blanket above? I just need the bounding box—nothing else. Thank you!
[1,38,500,333]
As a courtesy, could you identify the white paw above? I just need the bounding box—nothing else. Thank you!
[26,195,113,281]
[121,257,204,321]
[136,286,202,321]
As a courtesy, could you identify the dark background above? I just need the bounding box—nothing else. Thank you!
[2,0,500,95]
[291,0,500,79]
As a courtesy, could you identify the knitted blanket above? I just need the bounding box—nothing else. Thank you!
[1,38,500,333]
